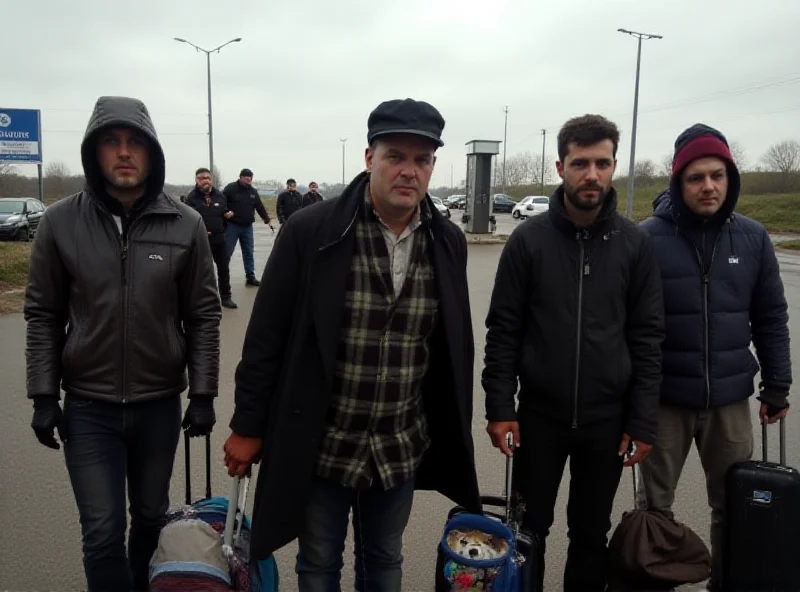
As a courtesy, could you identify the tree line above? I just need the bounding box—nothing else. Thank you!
[1,140,798,203]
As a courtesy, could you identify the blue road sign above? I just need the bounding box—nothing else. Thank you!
[0,108,42,163]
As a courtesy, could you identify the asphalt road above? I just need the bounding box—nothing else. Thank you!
[2,217,799,591]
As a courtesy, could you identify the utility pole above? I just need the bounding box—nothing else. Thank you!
[540,128,547,195]
[174,36,242,177]
[339,138,347,186]
[501,106,509,196]
[450,164,454,189]
[618,28,663,218]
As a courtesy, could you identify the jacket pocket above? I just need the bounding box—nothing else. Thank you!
[126,239,190,390]
[61,319,82,373]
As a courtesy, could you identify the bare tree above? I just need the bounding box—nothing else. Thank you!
[728,140,748,171]
[495,151,554,189]
[762,140,800,175]
[44,161,73,201]
[0,162,21,196]
[502,152,535,186]
[0,162,17,176]
[45,161,71,178]
[660,154,673,178]
[212,165,225,188]
[634,159,658,185]
[530,153,554,188]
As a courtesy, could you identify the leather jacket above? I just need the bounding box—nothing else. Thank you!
[24,96,221,403]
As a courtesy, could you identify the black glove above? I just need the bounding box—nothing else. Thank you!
[757,387,790,418]
[31,395,66,450]
[182,396,216,437]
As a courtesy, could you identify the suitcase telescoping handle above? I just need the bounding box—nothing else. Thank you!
[762,417,787,466]
[184,431,212,505]
[223,474,251,551]
[504,432,514,523]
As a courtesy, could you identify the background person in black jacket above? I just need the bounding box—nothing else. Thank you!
[24,96,221,592]
[222,168,273,287]
[276,178,303,223]
[186,167,237,309]
[302,181,324,207]
[639,124,791,590]
[482,114,665,591]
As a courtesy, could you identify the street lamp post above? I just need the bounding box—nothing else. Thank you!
[340,138,347,186]
[174,36,242,179]
[618,28,662,219]
[501,106,509,196]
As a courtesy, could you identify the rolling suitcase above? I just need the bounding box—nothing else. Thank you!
[723,418,800,591]
[149,432,280,591]
[435,434,539,591]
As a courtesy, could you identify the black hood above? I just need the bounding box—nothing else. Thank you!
[80,96,166,205]
[663,123,740,225]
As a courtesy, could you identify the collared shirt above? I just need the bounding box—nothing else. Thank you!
[367,185,426,298]
[314,190,438,490]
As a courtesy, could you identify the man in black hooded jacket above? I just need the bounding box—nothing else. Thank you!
[24,95,221,592]
[482,114,664,591]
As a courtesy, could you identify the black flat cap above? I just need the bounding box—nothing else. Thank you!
[367,98,445,147]
[240,168,254,177]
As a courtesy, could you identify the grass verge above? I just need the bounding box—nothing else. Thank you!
[626,192,800,229]
[0,242,31,316]
[776,239,800,251]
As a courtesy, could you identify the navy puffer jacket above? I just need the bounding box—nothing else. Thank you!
[640,141,790,409]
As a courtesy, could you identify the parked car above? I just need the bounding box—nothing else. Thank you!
[492,194,517,213]
[512,195,549,219]
[446,194,466,209]
[430,195,451,219]
[0,197,45,241]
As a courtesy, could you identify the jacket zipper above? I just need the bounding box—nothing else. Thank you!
[98,210,129,404]
[573,230,588,428]
[120,239,129,403]
[690,229,724,409]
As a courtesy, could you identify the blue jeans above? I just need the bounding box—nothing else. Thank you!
[296,476,415,592]
[225,222,255,279]
[63,394,182,592]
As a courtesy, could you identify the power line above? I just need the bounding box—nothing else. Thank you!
[643,103,800,135]
[638,75,800,115]
[508,71,800,151]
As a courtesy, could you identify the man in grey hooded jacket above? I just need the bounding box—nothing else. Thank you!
[24,95,221,591]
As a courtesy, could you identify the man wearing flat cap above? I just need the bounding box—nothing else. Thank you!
[222,168,273,287]
[223,98,480,590]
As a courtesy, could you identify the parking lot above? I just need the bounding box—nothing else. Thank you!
[2,221,799,591]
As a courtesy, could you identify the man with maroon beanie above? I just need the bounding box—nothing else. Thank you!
[639,124,791,589]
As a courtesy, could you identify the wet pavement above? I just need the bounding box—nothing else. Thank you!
[2,219,800,591]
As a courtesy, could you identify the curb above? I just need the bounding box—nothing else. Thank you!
[463,234,510,245]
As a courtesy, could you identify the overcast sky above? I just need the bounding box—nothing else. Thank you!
[5,0,800,190]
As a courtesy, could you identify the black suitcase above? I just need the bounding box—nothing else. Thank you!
[435,434,540,591]
[723,418,800,591]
